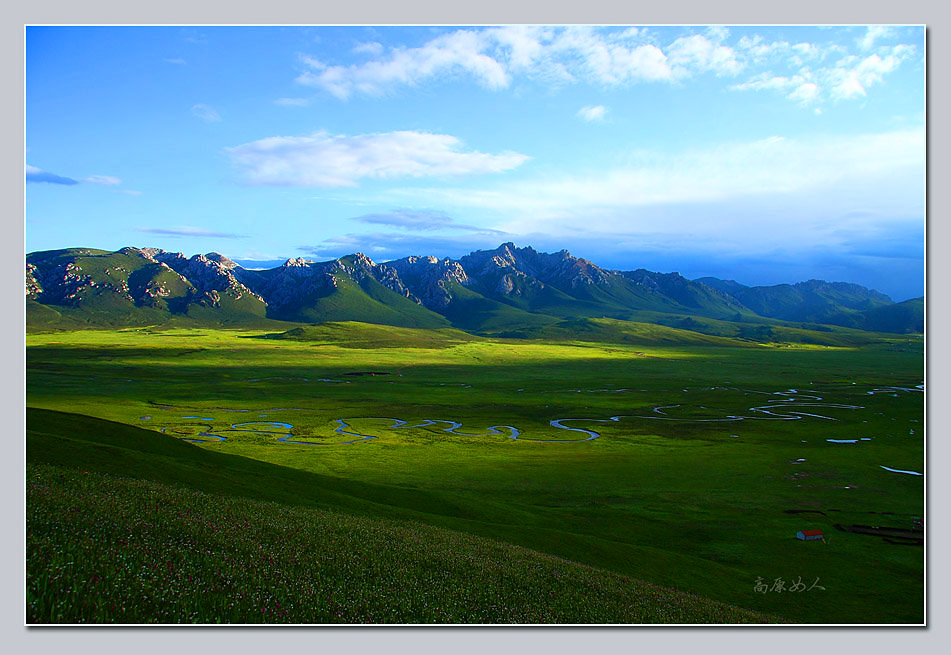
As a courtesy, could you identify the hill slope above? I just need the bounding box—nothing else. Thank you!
[26,408,776,624]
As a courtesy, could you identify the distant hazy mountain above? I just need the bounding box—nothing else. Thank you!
[25,243,923,336]
[852,296,924,334]
[694,277,749,296]
[694,276,921,333]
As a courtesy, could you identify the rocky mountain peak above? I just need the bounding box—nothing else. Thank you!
[387,254,470,310]
[349,252,376,267]
[118,246,152,259]
[146,250,265,305]
[205,252,238,269]
[154,251,188,265]
[461,242,611,290]
[337,253,384,281]
[26,263,42,298]
[403,255,440,266]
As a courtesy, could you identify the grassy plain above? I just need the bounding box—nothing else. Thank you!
[26,322,924,623]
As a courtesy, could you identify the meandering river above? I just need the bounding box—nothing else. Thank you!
[163,382,922,448]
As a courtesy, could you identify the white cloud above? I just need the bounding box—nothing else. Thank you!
[164,58,187,65]
[84,175,121,185]
[737,36,791,63]
[830,71,867,100]
[274,97,310,107]
[731,72,822,106]
[857,52,904,80]
[135,226,246,238]
[617,27,641,41]
[577,105,608,121]
[489,25,554,73]
[349,208,504,234]
[597,43,673,83]
[310,231,508,259]
[297,29,508,99]
[731,73,801,92]
[290,26,919,110]
[737,34,762,50]
[736,38,843,70]
[225,130,530,187]
[859,26,895,51]
[352,208,455,230]
[547,26,674,84]
[828,52,907,101]
[891,44,917,58]
[787,82,819,105]
[667,32,744,77]
[733,42,915,106]
[393,129,924,239]
[352,41,383,56]
[294,26,754,99]
[790,42,820,62]
[191,104,221,122]
[711,26,735,41]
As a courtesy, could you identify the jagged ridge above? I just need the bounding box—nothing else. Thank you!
[25,243,921,335]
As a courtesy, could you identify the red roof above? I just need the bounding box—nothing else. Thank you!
[801,530,824,536]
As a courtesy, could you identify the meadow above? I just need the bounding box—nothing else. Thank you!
[26,322,925,624]
[26,463,774,624]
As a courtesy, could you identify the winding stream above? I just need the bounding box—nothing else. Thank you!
[162,382,921,447]
[880,465,923,476]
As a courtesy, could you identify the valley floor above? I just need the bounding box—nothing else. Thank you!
[25,324,925,624]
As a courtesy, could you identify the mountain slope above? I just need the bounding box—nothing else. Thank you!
[858,296,924,333]
[457,244,754,322]
[268,271,450,328]
[695,276,918,333]
[694,277,749,296]
[617,269,753,318]
[25,244,921,336]
[25,247,271,329]
[233,254,450,327]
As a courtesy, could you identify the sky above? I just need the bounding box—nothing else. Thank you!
[25,25,925,300]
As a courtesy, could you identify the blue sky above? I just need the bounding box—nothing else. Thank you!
[25,25,925,300]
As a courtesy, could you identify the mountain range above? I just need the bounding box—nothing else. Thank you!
[26,243,923,338]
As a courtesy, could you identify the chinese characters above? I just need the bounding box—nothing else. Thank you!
[754,576,826,593]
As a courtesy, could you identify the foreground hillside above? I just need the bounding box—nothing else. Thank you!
[26,243,924,335]
[27,462,774,624]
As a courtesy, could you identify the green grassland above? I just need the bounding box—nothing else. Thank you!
[27,463,775,624]
[26,321,924,624]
